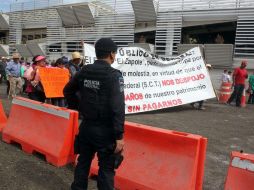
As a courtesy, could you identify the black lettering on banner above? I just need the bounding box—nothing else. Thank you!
[152,72,158,76]
[154,81,161,87]
[196,65,202,70]
[149,81,153,87]
[117,58,124,64]
[85,56,95,64]
[192,56,202,62]
[184,67,195,73]
[176,84,206,95]
[124,82,141,89]
[182,58,191,64]
[126,50,131,56]
[153,91,175,98]
[132,49,137,56]
[160,70,175,76]
[139,50,144,57]
[145,93,152,99]
[119,48,125,56]
[127,71,149,77]
[176,69,183,74]
[143,52,149,57]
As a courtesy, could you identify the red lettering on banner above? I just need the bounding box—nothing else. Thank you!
[162,80,175,86]
[128,105,141,113]
[167,100,173,107]
[142,99,183,111]
[158,102,163,109]
[172,100,178,105]
[175,74,205,84]
[148,104,153,110]
[125,93,143,101]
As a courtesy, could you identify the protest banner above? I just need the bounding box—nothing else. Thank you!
[39,68,69,98]
[84,43,216,114]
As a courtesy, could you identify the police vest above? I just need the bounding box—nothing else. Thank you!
[78,63,116,120]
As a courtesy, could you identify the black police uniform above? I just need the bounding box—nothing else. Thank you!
[63,59,125,190]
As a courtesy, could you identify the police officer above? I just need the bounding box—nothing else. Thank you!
[63,38,125,190]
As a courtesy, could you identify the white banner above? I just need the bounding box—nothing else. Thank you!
[84,44,216,114]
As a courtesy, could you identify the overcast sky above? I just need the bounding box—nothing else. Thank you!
[0,0,13,12]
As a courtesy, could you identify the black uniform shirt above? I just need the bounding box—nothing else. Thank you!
[63,60,125,140]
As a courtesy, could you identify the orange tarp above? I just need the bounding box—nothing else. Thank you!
[39,68,69,98]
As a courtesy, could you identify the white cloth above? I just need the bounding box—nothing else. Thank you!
[221,73,231,83]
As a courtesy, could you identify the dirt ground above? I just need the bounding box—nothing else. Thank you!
[0,82,253,190]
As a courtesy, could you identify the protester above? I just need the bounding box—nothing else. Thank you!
[0,57,7,83]
[247,72,254,104]
[68,52,81,78]
[64,38,125,190]
[29,55,47,103]
[0,57,10,94]
[227,60,248,107]
[51,58,69,107]
[21,61,29,93]
[5,53,22,98]
[5,57,11,95]
[221,69,231,83]
[62,56,68,65]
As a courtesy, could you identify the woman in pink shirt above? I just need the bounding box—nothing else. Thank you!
[28,55,47,102]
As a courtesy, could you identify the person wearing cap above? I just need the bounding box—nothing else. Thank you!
[64,38,125,190]
[68,51,81,78]
[61,56,69,65]
[5,53,23,98]
[227,60,248,107]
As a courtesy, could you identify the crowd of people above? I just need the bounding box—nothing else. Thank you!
[1,52,254,109]
[0,37,254,190]
[0,51,84,106]
[0,38,125,190]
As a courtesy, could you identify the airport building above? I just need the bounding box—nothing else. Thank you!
[0,0,254,68]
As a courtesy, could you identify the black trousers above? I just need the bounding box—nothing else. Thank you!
[248,92,254,104]
[6,80,10,95]
[28,91,46,103]
[227,84,245,106]
[71,121,116,190]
